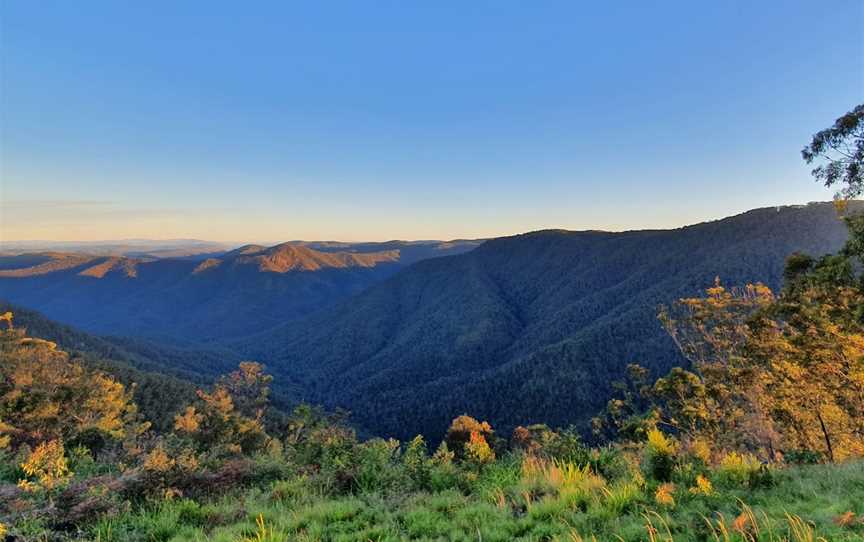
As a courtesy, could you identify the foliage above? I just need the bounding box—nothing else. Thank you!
[0,302,202,433]
[444,415,495,463]
[649,250,864,463]
[18,439,71,492]
[716,451,763,487]
[1,330,863,540]
[645,428,677,482]
[802,103,864,198]
[174,363,273,458]
[0,320,145,455]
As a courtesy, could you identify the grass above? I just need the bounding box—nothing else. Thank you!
[79,460,864,541]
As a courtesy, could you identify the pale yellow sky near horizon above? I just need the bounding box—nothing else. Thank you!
[1,189,841,244]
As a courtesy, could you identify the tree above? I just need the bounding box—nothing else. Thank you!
[511,424,559,455]
[591,363,655,443]
[215,361,272,420]
[597,104,864,457]
[749,279,864,461]
[444,415,494,462]
[173,363,273,456]
[655,275,864,462]
[282,404,357,484]
[657,281,779,455]
[802,104,864,199]
[0,316,144,454]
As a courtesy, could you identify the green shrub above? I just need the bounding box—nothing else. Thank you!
[0,448,23,483]
[588,445,630,482]
[784,449,823,465]
[472,453,521,502]
[403,506,451,538]
[271,476,313,504]
[716,451,762,487]
[644,429,677,482]
[401,435,431,490]
[353,437,406,494]
[601,481,641,515]
[544,426,592,465]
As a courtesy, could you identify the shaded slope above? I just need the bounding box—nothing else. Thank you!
[241,202,859,441]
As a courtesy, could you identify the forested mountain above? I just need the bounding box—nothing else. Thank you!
[2,203,858,442]
[240,202,860,441]
[0,240,480,343]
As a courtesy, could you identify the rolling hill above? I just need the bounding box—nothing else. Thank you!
[238,202,861,441]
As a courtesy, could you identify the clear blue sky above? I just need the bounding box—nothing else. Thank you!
[1,1,861,242]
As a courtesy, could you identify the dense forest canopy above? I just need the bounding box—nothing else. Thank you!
[241,202,859,441]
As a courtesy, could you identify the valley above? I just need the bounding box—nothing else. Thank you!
[1,202,857,441]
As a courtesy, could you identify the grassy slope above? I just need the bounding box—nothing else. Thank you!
[90,460,864,542]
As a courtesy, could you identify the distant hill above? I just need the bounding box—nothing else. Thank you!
[0,240,481,342]
[238,202,861,441]
[0,239,234,259]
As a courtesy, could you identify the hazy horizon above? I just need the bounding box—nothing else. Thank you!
[1,200,856,246]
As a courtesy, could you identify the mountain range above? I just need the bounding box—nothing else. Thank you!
[0,239,480,342]
[0,202,859,441]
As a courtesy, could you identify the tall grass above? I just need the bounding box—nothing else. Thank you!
[76,459,864,542]
[701,504,830,542]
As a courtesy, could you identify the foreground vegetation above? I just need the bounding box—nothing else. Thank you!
[1,312,863,541]
[86,449,864,541]
[1,347,863,542]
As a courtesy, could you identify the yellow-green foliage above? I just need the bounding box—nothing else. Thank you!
[647,429,676,456]
[644,428,677,482]
[659,277,864,462]
[0,322,143,453]
[18,439,71,492]
[717,451,763,486]
[466,430,495,465]
[173,363,273,457]
[444,415,495,463]
[689,473,713,496]
[520,455,594,490]
[239,514,284,542]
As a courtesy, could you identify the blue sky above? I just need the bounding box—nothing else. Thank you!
[1,1,861,242]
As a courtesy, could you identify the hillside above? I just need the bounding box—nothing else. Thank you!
[0,240,479,343]
[242,202,860,441]
[4,318,863,541]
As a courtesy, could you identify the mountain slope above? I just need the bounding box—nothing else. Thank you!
[240,202,860,441]
[0,241,478,343]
